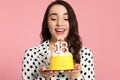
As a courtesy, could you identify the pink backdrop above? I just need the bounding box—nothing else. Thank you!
[0,0,120,80]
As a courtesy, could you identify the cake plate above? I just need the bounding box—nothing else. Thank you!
[44,68,78,72]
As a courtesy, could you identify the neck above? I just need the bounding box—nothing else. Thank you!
[49,40,56,46]
[49,38,66,43]
[49,40,56,52]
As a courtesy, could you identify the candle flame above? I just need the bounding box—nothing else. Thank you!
[57,36,64,41]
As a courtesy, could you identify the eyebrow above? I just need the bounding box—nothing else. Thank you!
[49,13,68,16]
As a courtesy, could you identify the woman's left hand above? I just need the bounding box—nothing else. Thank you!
[64,64,81,80]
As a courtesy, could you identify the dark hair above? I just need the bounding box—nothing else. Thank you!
[41,0,82,63]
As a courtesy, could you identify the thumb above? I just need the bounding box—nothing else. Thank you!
[74,64,80,69]
[41,66,46,71]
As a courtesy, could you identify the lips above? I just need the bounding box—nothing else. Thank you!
[55,28,65,35]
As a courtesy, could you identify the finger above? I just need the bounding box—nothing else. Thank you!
[71,70,75,72]
[41,66,46,71]
[74,64,80,69]
[66,70,71,73]
[53,71,59,74]
[68,70,72,73]
[64,70,70,73]
[50,70,54,73]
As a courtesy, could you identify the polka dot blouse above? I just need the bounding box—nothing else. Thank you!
[22,40,95,80]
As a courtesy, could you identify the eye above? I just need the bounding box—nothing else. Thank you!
[51,18,57,21]
[64,18,69,21]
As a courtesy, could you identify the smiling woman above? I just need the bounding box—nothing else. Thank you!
[22,0,95,80]
[48,4,69,42]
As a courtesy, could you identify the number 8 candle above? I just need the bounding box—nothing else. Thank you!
[55,41,68,53]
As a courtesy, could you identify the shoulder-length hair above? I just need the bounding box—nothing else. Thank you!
[41,0,82,63]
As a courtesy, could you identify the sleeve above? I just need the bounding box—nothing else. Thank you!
[22,48,39,80]
[76,47,95,80]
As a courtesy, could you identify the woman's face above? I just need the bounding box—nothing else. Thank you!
[48,4,69,41]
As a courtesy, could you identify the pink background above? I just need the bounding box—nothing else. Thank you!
[0,0,120,80]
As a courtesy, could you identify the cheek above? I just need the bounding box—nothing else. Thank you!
[48,24,55,33]
[47,20,51,28]
[48,21,55,27]
[66,26,70,35]
[65,21,69,27]
[48,24,54,30]
[66,23,70,32]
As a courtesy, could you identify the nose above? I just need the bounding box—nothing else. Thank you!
[56,19,63,27]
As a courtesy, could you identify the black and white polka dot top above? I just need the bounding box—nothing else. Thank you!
[22,40,95,80]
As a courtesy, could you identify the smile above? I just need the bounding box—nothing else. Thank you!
[55,28,66,34]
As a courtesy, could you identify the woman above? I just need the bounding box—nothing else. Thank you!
[22,0,95,80]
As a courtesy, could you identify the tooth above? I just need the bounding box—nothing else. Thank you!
[58,30,63,31]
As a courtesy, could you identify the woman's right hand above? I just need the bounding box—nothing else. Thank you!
[40,66,59,80]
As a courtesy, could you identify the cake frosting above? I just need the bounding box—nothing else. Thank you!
[51,51,72,56]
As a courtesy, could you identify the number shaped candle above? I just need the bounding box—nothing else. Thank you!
[55,41,68,52]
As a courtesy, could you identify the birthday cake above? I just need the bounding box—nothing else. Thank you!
[49,41,74,70]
